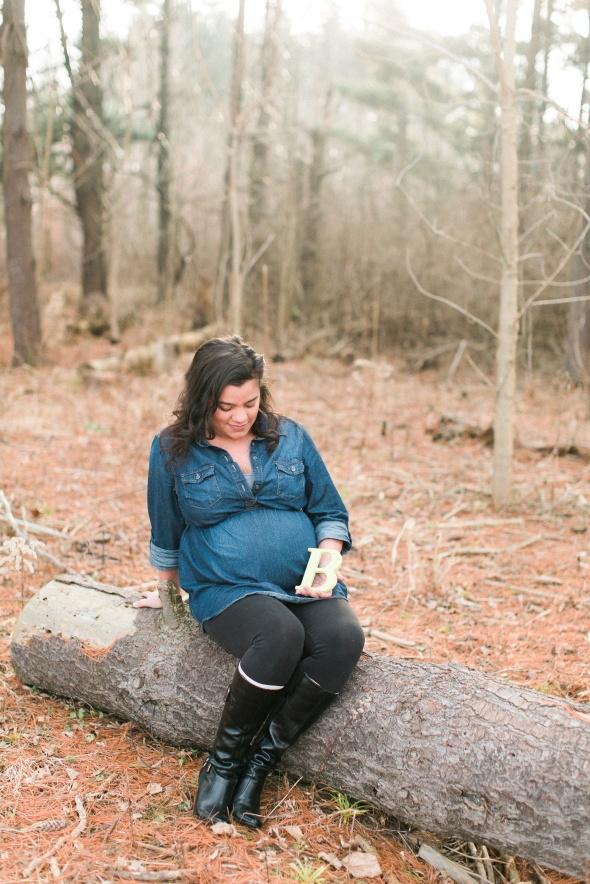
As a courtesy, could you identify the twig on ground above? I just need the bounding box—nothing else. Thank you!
[483,579,564,601]
[0,490,75,573]
[439,535,543,558]
[94,485,146,505]
[265,776,303,823]
[532,863,550,884]
[442,498,467,520]
[439,547,498,558]
[465,351,495,387]
[501,855,520,884]
[418,843,479,884]
[111,872,192,882]
[343,567,381,586]
[68,516,93,538]
[363,627,417,649]
[510,534,543,552]
[102,814,122,842]
[391,519,414,568]
[480,845,495,884]
[390,519,420,613]
[22,794,87,878]
[436,518,524,529]
[0,513,68,539]
[466,842,488,884]
[532,607,554,621]
[447,340,468,384]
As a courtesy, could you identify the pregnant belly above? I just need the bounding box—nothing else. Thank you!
[191,508,317,589]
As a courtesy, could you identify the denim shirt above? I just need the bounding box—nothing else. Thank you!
[148,417,351,624]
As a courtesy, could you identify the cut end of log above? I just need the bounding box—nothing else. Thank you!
[12,576,140,652]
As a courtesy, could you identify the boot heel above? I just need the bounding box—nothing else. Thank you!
[232,771,267,829]
[194,757,235,823]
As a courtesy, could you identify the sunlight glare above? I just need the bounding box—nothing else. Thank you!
[402,0,488,35]
[249,0,486,36]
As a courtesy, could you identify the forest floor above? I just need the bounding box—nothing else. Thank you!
[1,319,589,883]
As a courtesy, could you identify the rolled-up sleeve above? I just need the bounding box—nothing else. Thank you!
[315,519,350,547]
[147,435,186,570]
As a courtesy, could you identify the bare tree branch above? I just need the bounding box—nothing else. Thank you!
[406,250,498,338]
[518,219,590,317]
[362,23,498,94]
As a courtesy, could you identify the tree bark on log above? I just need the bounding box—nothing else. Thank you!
[10,575,590,879]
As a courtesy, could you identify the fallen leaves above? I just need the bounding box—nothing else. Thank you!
[210,821,236,837]
[341,849,383,877]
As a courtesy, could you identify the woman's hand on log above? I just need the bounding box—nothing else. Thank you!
[133,589,163,609]
[133,571,179,608]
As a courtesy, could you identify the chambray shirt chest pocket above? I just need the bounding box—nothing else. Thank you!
[274,459,305,500]
[177,464,222,512]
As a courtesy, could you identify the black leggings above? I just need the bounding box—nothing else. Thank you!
[203,595,365,694]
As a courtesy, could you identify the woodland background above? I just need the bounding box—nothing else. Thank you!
[5,0,590,370]
[1,1,590,882]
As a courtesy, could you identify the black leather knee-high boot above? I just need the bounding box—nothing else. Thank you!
[231,671,337,829]
[194,668,278,824]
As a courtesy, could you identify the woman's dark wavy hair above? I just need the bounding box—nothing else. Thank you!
[162,335,280,462]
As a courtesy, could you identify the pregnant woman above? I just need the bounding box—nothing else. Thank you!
[134,335,364,829]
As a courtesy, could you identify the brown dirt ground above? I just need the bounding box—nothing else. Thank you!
[1,319,589,883]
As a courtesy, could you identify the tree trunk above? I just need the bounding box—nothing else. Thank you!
[299,92,331,311]
[38,82,56,279]
[246,0,282,321]
[228,131,244,334]
[565,7,590,385]
[537,0,554,147]
[71,0,108,304]
[276,160,302,351]
[2,0,43,366]
[565,135,590,384]
[156,0,172,303]
[10,575,590,879]
[213,0,246,327]
[485,0,519,509]
[248,0,282,245]
[518,0,543,170]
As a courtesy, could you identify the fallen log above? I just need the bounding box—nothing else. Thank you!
[10,575,590,879]
[79,323,221,376]
[426,413,590,461]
